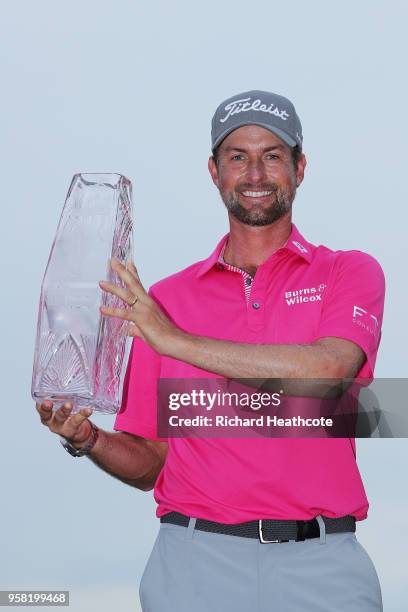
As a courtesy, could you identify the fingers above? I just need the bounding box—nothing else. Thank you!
[99,259,147,308]
[111,258,146,295]
[99,280,139,307]
[36,400,54,424]
[126,321,143,339]
[36,400,93,439]
[60,407,94,444]
[74,407,93,421]
[127,261,141,282]
[100,304,137,320]
[36,400,71,429]
[53,402,74,426]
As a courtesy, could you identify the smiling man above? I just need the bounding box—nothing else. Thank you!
[36,90,385,611]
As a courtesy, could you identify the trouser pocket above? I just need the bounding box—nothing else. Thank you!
[350,536,383,610]
[139,525,194,612]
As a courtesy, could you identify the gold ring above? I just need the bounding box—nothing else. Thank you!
[129,295,139,307]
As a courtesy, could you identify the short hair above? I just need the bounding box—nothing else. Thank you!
[212,144,302,171]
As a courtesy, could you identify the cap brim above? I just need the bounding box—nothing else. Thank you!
[212,121,297,152]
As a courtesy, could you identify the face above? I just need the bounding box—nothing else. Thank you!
[208,125,306,227]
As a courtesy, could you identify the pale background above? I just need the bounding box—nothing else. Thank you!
[0,1,407,610]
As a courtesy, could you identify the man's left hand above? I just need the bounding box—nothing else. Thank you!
[99,259,184,355]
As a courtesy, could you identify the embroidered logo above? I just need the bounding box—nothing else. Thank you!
[292,240,308,254]
[284,284,327,306]
[352,305,379,336]
[219,97,290,124]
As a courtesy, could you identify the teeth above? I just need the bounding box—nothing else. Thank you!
[241,191,273,197]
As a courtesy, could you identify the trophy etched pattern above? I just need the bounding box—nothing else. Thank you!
[31,173,134,414]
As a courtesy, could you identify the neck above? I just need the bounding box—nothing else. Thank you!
[223,214,292,276]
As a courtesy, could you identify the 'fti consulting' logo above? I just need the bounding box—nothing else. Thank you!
[352,305,379,336]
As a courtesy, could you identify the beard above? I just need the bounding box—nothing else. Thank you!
[219,182,296,227]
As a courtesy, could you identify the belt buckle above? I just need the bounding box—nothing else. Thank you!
[258,520,287,544]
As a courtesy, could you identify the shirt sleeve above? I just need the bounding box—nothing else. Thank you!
[113,336,165,441]
[313,250,385,380]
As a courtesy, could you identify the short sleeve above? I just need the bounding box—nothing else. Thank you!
[113,337,165,441]
[314,250,385,380]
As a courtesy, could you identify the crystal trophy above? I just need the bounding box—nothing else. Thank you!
[31,173,133,414]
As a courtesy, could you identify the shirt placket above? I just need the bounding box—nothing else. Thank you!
[218,247,253,305]
[218,248,266,332]
[246,269,266,332]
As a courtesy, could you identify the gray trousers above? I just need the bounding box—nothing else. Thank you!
[139,517,383,611]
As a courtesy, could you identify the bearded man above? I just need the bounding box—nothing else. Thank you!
[37,90,385,612]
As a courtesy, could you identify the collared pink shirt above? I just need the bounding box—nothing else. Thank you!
[114,223,385,523]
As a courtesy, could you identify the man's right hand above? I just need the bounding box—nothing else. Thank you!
[36,401,93,449]
[36,400,168,490]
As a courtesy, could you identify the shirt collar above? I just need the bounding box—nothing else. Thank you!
[196,223,313,278]
[196,234,230,277]
[284,223,313,263]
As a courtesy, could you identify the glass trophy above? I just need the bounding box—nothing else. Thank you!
[31,173,133,414]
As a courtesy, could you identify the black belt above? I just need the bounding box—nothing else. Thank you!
[160,511,356,543]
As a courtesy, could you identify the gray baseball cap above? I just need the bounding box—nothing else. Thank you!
[211,90,303,152]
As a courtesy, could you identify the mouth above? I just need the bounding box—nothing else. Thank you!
[239,190,275,201]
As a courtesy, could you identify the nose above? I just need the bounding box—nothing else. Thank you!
[245,158,267,183]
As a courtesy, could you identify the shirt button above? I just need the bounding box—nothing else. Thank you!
[252,302,261,310]
[245,277,252,286]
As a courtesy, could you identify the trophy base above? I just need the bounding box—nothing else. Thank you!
[32,391,119,415]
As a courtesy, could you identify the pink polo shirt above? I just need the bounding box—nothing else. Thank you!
[114,223,385,523]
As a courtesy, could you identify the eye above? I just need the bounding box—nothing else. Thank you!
[266,154,279,160]
[231,154,245,161]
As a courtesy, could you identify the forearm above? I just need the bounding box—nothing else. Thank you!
[84,429,165,491]
[171,333,338,381]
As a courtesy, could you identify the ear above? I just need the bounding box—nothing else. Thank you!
[208,156,220,188]
[296,153,307,187]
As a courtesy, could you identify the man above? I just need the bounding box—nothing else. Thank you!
[36,90,385,611]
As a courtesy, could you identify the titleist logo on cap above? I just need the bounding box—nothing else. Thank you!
[211,90,303,151]
[219,97,290,124]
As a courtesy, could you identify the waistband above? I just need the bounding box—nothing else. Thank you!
[160,511,356,543]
